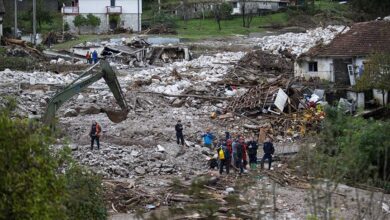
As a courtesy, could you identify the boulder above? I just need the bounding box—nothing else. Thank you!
[135,166,146,175]
[64,109,78,117]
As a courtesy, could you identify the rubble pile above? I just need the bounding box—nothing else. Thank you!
[70,143,212,179]
[222,77,326,141]
[224,50,293,84]
[251,25,350,56]
[127,52,245,95]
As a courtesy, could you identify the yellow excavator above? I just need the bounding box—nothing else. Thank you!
[43,60,129,126]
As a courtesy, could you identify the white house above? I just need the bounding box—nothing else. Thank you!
[227,0,290,14]
[0,0,4,38]
[295,20,390,106]
[62,0,142,34]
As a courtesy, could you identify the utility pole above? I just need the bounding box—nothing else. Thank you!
[137,0,140,32]
[14,0,17,37]
[158,0,161,14]
[33,0,36,45]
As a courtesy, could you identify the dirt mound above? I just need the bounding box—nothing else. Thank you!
[224,50,293,84]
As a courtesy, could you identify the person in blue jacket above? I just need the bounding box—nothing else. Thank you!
[92,50,98,64]
[201,128,214,149]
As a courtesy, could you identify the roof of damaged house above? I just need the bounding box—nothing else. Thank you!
[301,20,390,58]
[0,0,5,15]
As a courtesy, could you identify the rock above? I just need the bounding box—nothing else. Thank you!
[64,109,78,117]
[81,104,101,115]
[225,187,234,194]
[161,168,173,173]
[151,152,166,160]
[69,144,78,151]
[201,147,211,155]
[135,166,146,175]
[50,59,57,64]
[171,99,185,107]
[131,150,140,157]
[57,58,65,64]
[157,145,165,152]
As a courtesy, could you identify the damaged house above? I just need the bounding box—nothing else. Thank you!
[294,20,390,106]
[62,0,142,33]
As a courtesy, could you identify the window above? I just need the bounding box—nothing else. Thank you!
[232,2,238,8]
[111,0,115,7]
[309,62,318,72]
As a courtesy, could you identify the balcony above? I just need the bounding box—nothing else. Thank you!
[62,6,79,14]
[106,6,122,14]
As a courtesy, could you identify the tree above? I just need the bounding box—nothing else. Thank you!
[73,14,87,34]
[86,14,101,27]
[213,4,222,31]
[240,0,255,28]
[0,97,107,220]
[356,53,390,106]
[350,0,390,18]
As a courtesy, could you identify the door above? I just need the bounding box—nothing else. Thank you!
[333,58,352,85]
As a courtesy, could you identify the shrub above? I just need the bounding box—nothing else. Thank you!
[87,14,101,27]
[0,102,107,219]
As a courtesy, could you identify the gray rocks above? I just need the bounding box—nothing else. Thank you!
[135,166,146,175]
[64,109,78,117]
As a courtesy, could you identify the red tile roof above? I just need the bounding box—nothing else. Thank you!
[303,21,390,58]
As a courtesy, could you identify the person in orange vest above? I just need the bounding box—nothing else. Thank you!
[90,121,101,150]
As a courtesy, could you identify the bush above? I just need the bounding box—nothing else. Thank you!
[152,13,177,28]
[295,107,390,189]
[220,2,233,20]
[0,103,107,219]
[87,14,101,27]
[74,14,88,28]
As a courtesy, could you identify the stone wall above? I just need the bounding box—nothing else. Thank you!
[63,13,140,34]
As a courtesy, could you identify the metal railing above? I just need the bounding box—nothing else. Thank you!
[62,6,79,14]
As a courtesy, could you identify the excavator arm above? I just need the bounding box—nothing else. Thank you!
[43,60,129,125]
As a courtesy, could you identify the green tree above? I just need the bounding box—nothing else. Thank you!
[356,53,390,106]
[73,14,87,34]
[220,2,233,20]
[0,97,107,220]
[0,107,67,219]
[86,14,101,27]
[350,0,390,18]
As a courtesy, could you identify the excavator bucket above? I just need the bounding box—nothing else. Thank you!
[103,109,129,123]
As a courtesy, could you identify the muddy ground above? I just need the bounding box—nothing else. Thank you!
[1,30,389,220]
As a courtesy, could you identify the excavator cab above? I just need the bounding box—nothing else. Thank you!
[43,60,129,126]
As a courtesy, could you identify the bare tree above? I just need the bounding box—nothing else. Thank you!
[241,0,255,28]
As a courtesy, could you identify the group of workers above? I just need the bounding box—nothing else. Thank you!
[175,120,275,175]
[85,50,99,64]
[90,120,275,176]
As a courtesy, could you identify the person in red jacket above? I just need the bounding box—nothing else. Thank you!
[239,136,248,170]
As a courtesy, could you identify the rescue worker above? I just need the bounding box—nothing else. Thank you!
[90,120,101,150]
[217,139,230,175]
[247,136,259,170]
[175,120,184,146]
[201,128,214,149]
[92,50,98,64]
[85,51,91,64]
[261,138,275,170]
[233,135,244,175]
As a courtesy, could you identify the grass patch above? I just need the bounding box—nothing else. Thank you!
[176,12,288,39]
